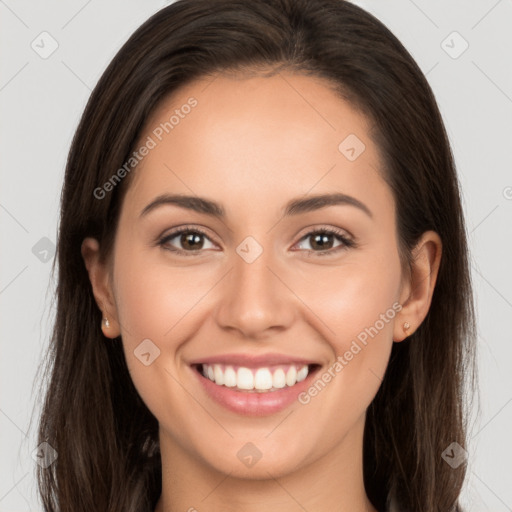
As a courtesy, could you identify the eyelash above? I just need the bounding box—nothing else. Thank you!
[157,225,356,257]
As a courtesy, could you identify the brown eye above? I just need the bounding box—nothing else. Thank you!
[294,228,355,255]
[309,233,336,251]
[180,232,205,250]
[159,228,216,254]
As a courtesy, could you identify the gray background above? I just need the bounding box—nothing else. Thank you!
[1,0,511,510]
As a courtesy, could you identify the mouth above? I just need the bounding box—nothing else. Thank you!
[189,353,323,415]
[192,363,321,393]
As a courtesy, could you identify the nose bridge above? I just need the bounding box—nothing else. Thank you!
[215,237,294,336]
[234,244,274,298]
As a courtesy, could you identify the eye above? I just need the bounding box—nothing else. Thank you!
[157,225,355,257]
[158,226,217,255]
[293,227,355,256]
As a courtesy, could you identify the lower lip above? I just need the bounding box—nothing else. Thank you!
[192,365,319,416]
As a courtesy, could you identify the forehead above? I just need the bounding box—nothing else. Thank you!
[124,71,389,217]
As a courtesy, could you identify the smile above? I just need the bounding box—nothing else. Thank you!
[198,363,311,392]
[189,353,322,415]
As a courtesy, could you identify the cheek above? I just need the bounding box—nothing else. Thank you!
[296,244,402,409]
[112,244,210,343]
[331,269,400,349]
[111,246,204,432]
[332,255,401,372]
[295,246,402,347]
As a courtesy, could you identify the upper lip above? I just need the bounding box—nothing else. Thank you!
[189,352,319,368]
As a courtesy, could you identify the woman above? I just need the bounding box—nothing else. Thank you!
[35,0,476,511]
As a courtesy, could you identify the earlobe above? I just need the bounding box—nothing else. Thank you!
[393,230,442,342]
[81,237,121,338]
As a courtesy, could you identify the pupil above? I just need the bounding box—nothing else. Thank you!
[311,233,333,250]
[182,232,203,250]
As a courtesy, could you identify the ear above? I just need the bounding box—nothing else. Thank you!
[393,230,442,342]
[81,237,121,339]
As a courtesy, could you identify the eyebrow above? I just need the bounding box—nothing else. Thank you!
[139,192,373,219]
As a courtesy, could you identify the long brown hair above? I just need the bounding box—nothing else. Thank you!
[33,1,477,510]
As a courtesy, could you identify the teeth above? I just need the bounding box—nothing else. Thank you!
[213,364,224,385]
[201,363,310,392]
[285,366,297,386]
[254,368,273,390]
[223,366,237,387]
[237,367,254,390]
[272,368,286,389]
[296,365,308,382]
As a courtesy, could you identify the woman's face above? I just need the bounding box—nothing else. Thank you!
[92,72,413,478]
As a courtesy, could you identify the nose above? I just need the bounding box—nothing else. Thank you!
[214,244,296,340]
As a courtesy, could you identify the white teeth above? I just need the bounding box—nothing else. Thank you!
[201,363,310,392]
[272,368,286,389]
[285,366,297,386]
[296,365,308,382]
[237,367,254,390]
[254,368,273,390]
[223,366,237,387]
[213,364,224,385]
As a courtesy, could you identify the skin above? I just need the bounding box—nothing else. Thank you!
[82,71,441,512]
